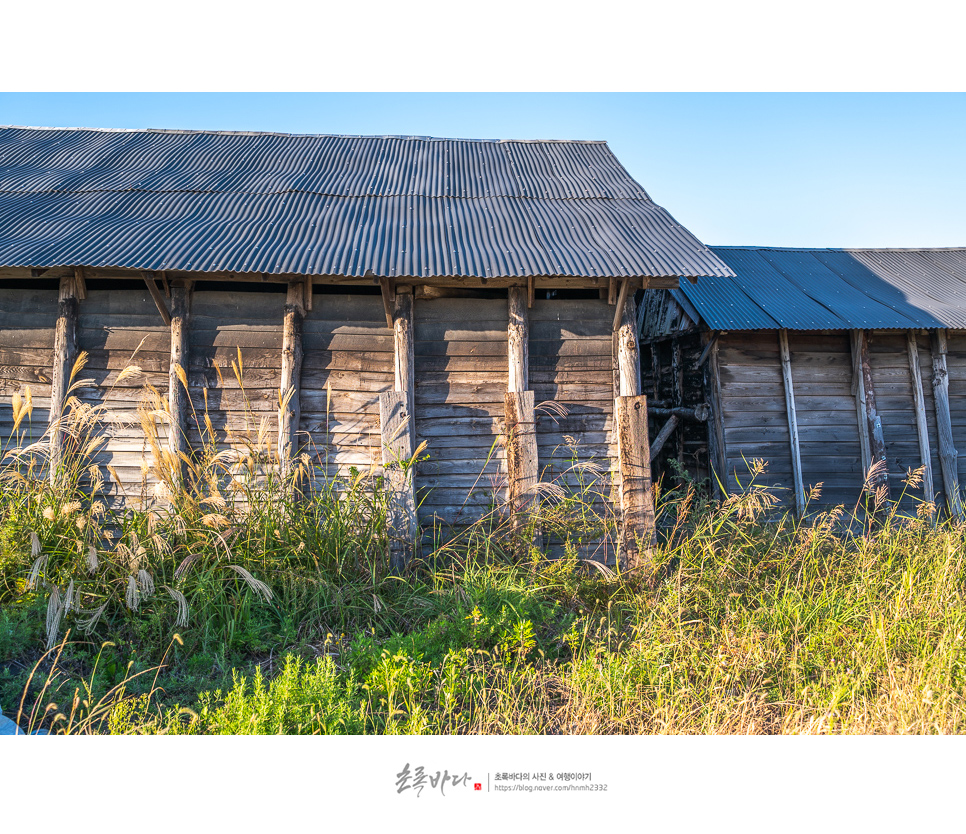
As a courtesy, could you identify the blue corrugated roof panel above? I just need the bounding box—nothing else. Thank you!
[0,126,734,280]
[678,246,966,331]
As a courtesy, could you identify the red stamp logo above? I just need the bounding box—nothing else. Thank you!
[474,783,482,791]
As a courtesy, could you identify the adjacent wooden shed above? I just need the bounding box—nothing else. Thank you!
[0,126,732,565]
[641,246,966,517]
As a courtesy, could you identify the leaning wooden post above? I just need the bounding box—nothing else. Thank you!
[168,281,193,492]
[379,285,417,570]
[930,329,962,519]
[778,329,805,517]
[614,279,656,570]
[505,287,540,548]
[278,281,305,483]
[906,330,936,508]
[49,273,80,485]
[852,329,890,506]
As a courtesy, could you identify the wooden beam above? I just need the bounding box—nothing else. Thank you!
[853,329,890,503]
[72,266,87,300]
[393,287,415,416]
[378,276,394,328]
[649,413,679,460]
[615,395,656,572]
[278,281,305,481]
[379,391,418,572]
[142,271,172,326]
[304,277,313,311]
[607,276,617,305]
[612,277,632,331]
[168,281,193,490]
[49,275,80,485]
[931,329,962,518]
[527,276,535,309]
[778,329,805,517]
[505,390,541,547]
[508,287,529,393]
[906,330,935,508]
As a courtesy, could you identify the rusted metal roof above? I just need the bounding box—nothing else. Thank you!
[0,126,733,280]
[676,247,966,331]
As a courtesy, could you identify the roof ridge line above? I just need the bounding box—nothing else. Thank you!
[0,125,609,144]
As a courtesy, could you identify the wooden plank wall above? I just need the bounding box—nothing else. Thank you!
[414,297,508,526]
[868,331,942,507]
[715,329,950,512]
[76,289,172,506]
[717,332,793,496]
[942,332,966,494]
[0,287,57,471]
[788,332,864,508]
[299,293,394,484]
[187,289,284,485]
[1,283,636,539]
[531,298,615,509]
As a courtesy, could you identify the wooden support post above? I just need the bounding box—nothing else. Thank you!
[527,275,535,309]
[615,283,641,397]
[508,287,529,393]
[506,287,540,546]
[614,285,654,569]
[616,395,656,570]
[852,329,890,502]
[650,413,679,460]
[168,281,193,491]
[778,329,805,517]
[379,287,417,569]
[393,287,415,416]
[930,329,962,518]
[906,330,936,507]
[278,281,305,481]
[850,330,873,477]
[49,274,80,484]
[379,391,417,572]
[505,390,540,545]
[703,332,726,501]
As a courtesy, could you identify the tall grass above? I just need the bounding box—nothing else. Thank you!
[2,357,966,734]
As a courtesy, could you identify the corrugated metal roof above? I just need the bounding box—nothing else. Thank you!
[677,246,966,331]
[0,126,733,280]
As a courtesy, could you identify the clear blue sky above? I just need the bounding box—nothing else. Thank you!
[2,92,964,249]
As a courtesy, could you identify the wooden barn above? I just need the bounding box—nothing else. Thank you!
[641,246,966,517]
[0,126,733,565]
